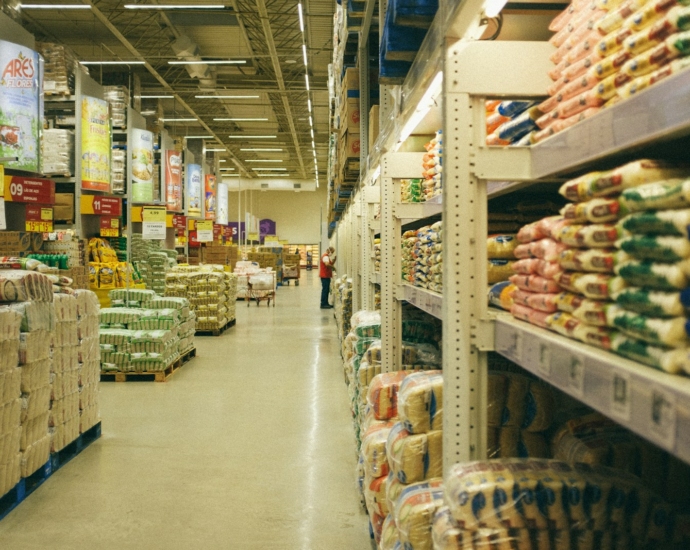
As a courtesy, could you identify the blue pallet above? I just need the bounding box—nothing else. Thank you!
[381,4,428,63]
[391,0,438,26]
[347,0,365,13]
[0,422,102,522]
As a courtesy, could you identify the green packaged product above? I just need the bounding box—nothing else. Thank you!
[618,208,690,236]
[611,333,690,374]
[615,259,690,290]
[617,235,690,262]
[619,179,690,213]
[605,304,690,347]
[615,286,690,317]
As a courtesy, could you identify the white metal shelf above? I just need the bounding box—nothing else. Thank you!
[495,314,690,464]
[371,272,381,285]
[397,284,443,319]
[531,69,690,179]
[394,198,443,221]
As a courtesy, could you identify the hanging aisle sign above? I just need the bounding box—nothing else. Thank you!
[81,96,111,192]
[196,220,213,242]
[0,40,41,172]
[80,195,121,216]
[131,129,154,202]
[165,150,183,212]
[187,163,201,216]
[142,206,166,239]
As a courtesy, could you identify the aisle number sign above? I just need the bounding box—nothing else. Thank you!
[3,175,55,204]
[80,195,122,216]
[142,206,167,240]
[100,217,119,237]
[196,220,213,242]
[25,205,53,232]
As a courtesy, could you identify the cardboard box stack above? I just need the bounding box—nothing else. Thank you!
[53,193,75,224]
[0,232,42,257]
[201,243,227,265]
[37,42,77,96]
[0,308,23,498]
[75,290,100,434]
[41,130,74,177]
[247,252,277,270]
[49,294,80,452]
[227,245,239,270]
[42,233,87,267]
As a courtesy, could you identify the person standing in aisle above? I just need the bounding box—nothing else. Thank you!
[320,246,336,309]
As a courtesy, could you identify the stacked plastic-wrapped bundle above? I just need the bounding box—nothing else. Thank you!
[487,235,518,287]
[49,294,80,452]
[103,86,128,129]
[374,287,381,309]
[402,230,417,284]
[186,269,229,332]
[422,131,442,200]
[335,278,353,342]
[111,148,126,194]
[224,273,237,325]
[37,42,77,96]
[0,308,23,498]
[41,129,74,176]
[146,296,195,354]
[534,0,690,144]
[400,179,423,203]
[131,235,176,295]
[374,239,381,273]
[435,458,676,549]
[108,288,156,308]
[486,100,542,147]
[74,290,100,433]
[414,222,443,292]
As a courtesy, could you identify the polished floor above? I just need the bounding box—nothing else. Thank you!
[0,272,371,549]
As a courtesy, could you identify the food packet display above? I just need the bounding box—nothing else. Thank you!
[386,423,443,484]
[510,303,552,328]
[397,371,443,434]
[618,208,690,237]
[618,178,690,213]
[618,234,690,262]
[444,459,675,540]
[604,304,690,347]
[488,281,516,311]
[379,514,400,550]
[560,197,622,223]
[364,473,390,519]
[368,371,413,421]
[614,258,690,289]
[558,247,628,273]
[361,421,396,479]
[0,270,54,303]
[393,480,445,550]
[488,260,516,284]
[558,160,690,202]
[554,271,628,299]
[611,332,690,373]
[614,286,690,316]
[514,239,569,262]
[552,223,620,248]
[401,320,438,345]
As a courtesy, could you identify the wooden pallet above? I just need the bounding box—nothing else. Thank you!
[100,347,196,383]
[195,318,235,336]
[0,422,102,522]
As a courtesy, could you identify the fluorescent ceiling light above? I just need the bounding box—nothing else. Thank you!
[195,95,259,99]
[140,94,174,98]
[80,60,145,65]
[311,140,315,148]
[140,110,156,116]
[309,116,313,127]
[222,174,240,177]
[312,150,316,157]
[184,135,213,139]
[169,60,245,65]
[228,135,276,139]
[245,159,283,163]
[220,168,235,171]
[22,3,90,8]
[484,0,509,17]
[205,148,227,152]
[308,99,312,112]
[297,2,304,32]
[310,128,314,139]
[302,44,308,66]
[219,159,226,163]
[305,74,310,91]
[213,117,268,121]
[252,168,286,171]
[125,4,226,9]
[161,118,197,122]
[240,148,283,151]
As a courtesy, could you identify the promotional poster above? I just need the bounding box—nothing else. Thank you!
[165,150,183,212]
[187,163,201,216]
[204,173,216,220]
[216,182,228,224]
[130,128,154,202]
[81,96,111,192]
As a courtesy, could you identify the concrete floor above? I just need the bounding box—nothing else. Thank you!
[0,272,371,549]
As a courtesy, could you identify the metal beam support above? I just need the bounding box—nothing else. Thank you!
[358,0,377,169]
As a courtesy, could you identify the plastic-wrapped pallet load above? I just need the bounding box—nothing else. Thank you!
[41,129,74,177]
[75,290,100,433]
[0,308,23,498]
[422,131,442,200]
[37,42,78,96]
[414,222,443,293]
[131,234,177,295]
[111,148,126,194]
[103,86,128,129]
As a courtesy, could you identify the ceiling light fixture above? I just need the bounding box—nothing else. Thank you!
[310,128,314,139]
[305,74,310,91]
[213,117,268,121]
[195,95,259,99]
[169,60,245,65]
[219,168,236,171]
[184,135,214,139]
[307,99,312,112]
[124,4,226,9]
[309,116,313,127]
[302,44,308,66]
[311,140,315,148]
[205,148,227,152]
[22,3,91,8]
[228,135,276,139]
[240,148,283,152]
[161,117,197,122]
[80,60,145,65]
[297,2,304,32]
[140,95,174,99]
[252,167,286,171]
[219,159,226,163]
[244,159,283,163]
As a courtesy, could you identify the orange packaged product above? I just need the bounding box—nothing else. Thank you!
[553,29,604,63]
[485,99,501,112]
[536,106,559,128]
[596,0,649,35]
[367,371,411,420]
[564,32,609,66]
[551,8,608,47]
[486,133,511,146]
[561,51,604,82]
[486,111,511,134]
[556,89,606,119]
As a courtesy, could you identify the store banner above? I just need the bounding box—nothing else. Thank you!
[216,182,228,224]
[187,163,201,216]
[227,222,245,242]
[3,175,54,204]
[0,40,41,172]
[81,96,111,192]
[131,129,154,202]
[204,174,216,220]
[260,219,276,242]
[165,150,183,212]
[80,195,121,216]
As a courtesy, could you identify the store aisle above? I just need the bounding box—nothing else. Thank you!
[0,273,371,550]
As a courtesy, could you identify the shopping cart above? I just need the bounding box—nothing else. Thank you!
[246,271,276,307]
[282,263,300,285]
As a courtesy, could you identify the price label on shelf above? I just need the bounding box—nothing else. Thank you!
[25,206,53,232]
[100,217,119,237]
[196,220,213,242]
[504,329,523,363]
[649,387,676,451]
[567,354,585,397]
[610,372,631,421]
[537,343,551,377]
[142,206,167,240]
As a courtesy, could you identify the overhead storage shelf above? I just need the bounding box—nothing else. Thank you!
[397,284,442,319]
[394,198,442,220]
[494,315,690,464]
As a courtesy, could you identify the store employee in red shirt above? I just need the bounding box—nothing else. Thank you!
[319,247,336,309]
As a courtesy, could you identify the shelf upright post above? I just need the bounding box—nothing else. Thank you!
[381,153,402,372]
[360,186,371,309]
[352,191,362,310]
[74,70,84,238]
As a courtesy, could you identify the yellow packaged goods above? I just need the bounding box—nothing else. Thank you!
[487,260,516,284]
[560,197,622,223]
[554,271,628,299]
[386,423,443,484]
[558,248,626,273]
[398,371,443,434]
[487,235,518,259]
[380,515,399,550]
[364,472,389,518]
[387,471,408,515]
[367,371,412,420]
[558,159,690,202]
[97,264,116,289]
[394,480,445,550]
[553,223,620,247]
[431,506,467,550]
[361,421,396,478]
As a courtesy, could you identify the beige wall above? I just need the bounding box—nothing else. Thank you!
[227,184,327,244]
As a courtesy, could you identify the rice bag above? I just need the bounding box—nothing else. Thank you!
[560,198,622,223]
[398,371,443,434]
[516,222,548,243]
[431,506,465,550]
[509,274,561,293]
[380,514,399,550]
[529,239,569,262]
[511,258,563,279]
[497,100,536,118]
[364,473,390,518]
[486,111,511,134]
[487,235,518,259]
[368,371,411,420]
[394,481,445,550]
[619,55,690,98]
[554,223,620,247]
[619,178,690,213]
[0,270,53,302]
[618,234,690,261]
[615,258,690,289]
[611,332,690,373]
[516,290,559,313]
[488,260,515,284]
[615,286,690,316]
[558,159,690,202]
[605,304,690,346]
[510,303,551,328]
[488,281,516,311]
[618,208,690,236]
[554,271,628,298]
[596,0,649,36]
[495,107,542,143]
[386,423,443,484]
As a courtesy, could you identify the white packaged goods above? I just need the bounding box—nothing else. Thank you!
[394,480,445,550]
[20,434,50,478]
[111,148,126,194]
[37,42,78,96]
[0,308,22,497]
[41,129,74,176]
[103,86,128,128]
